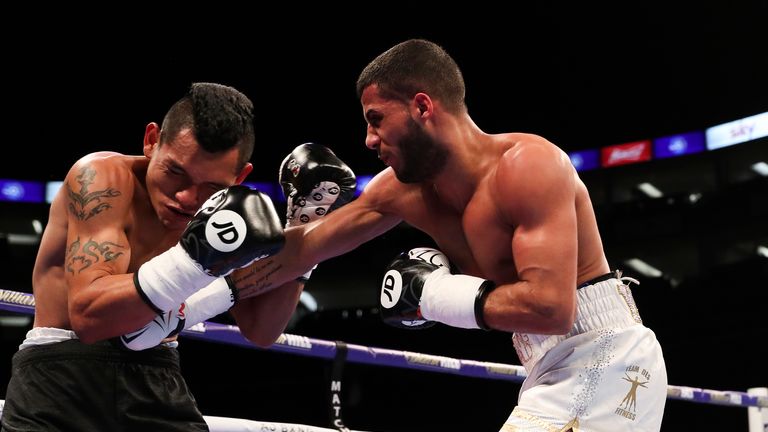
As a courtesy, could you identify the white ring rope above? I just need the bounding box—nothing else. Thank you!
[0,288,765,412]
[0,399,372,432]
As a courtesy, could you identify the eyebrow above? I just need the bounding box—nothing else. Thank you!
[365,109,380,123]
[168,160,187,174]
[168,161,229,190]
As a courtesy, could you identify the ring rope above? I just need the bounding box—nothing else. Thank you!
[0,399,373,432]
[1,288,765,409]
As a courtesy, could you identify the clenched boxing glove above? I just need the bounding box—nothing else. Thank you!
[379,247,495,330]
[280,142,356,281]
[135,185,284,314]
[279,142,356,228]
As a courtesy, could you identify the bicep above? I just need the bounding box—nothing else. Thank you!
[511,201,577,285]
[500,149,578,289]
[65,222,131,292]
[62,160,133,292]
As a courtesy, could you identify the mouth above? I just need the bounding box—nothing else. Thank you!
[167,205,194,219]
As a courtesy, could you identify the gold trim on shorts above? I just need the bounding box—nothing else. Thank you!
[502,409,580,432]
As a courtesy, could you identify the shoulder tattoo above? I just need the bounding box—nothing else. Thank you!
[65,236,125,274]
[67,165,122,221]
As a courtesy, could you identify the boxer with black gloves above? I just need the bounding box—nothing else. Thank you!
[3,82,266,431]
[135,185,283,313]
[121,185,283,350]
[120,143,357,351]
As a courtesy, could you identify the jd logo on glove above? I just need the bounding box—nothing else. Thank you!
[380,270,403,309]
[205,210,247,252]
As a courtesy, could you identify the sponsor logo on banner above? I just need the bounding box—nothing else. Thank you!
[653,131,706,159]
[706,111,768,150]
[601,140,652,167]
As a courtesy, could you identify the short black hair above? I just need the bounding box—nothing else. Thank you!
[356,39,466,114]
[160,82,255,168]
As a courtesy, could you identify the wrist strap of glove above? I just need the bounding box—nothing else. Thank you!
[135,244,216,313]
[474,280,496,331]
[420,272,494,330]
[182,277,238,331]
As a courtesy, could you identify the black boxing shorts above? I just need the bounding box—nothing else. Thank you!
[1,339,208,432]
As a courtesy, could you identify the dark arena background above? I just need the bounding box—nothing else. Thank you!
[1,3,767,431]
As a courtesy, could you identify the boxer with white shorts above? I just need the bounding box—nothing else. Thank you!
[233,39,668,431]
[505,272,667,431]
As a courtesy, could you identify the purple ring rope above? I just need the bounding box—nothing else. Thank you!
[1,289,765,409]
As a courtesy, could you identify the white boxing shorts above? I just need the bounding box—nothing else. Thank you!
[503,273,667,432]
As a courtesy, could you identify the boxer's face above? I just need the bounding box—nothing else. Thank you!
[394,116,447,183]
[144,128,242,230]
[361,85,447,183]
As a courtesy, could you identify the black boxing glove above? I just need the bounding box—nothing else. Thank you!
[135,185,284,313]
[380,247,495,330]
[280,142,356,281]
[279,142,356,227]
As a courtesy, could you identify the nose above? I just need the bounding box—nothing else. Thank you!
[175,185,202,212]
[365,125,380,150]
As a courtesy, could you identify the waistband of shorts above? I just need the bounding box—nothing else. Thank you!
[19,326,78,350]
[12,338,181,370]
[512,274,642,372]
[578,272,617,289]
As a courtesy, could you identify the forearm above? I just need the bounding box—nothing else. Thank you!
[69,273,157,343]
[230,280,305,347]
[482,279,576,335]
[227,227,312,299]
[230,199,399,300]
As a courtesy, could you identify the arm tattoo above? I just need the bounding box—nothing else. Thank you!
[65,236,126,274]
[67,165,121,221]
[228,259,284,299]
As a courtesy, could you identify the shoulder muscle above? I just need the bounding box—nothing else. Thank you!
[495,138,575,225]
[64,153,133,224]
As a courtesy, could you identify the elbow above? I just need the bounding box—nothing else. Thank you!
[69,314,102,344]
[68,297,100,344]
[548,314,575,335]
[542,302,576,335]
[70,316,99,344]
[250,338,277,349]
[241,326,280,349]
[245,333,279,349]
[527,300,576,335]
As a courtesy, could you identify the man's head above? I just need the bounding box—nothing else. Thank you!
[356,39,466,115]
[143,83,256,230]
[160,82,255,169]
[358,40,457,183]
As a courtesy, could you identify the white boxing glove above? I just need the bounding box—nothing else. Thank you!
[119,277,237,350]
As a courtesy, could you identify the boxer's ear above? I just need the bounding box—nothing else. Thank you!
[143,123,161,157]
[413,93,433,119]
[235,163,253,184]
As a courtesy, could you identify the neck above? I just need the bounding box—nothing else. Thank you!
[429,115,492,212]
